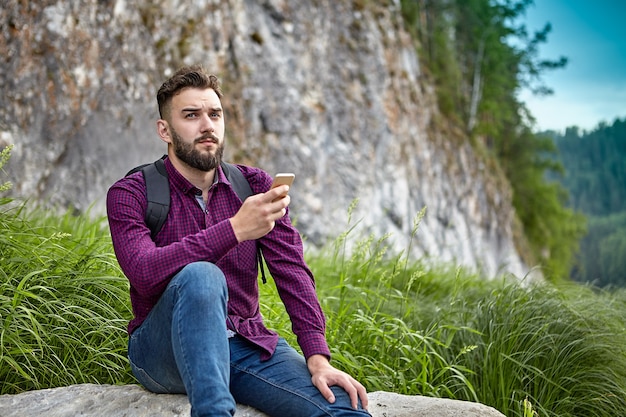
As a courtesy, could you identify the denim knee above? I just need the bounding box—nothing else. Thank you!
[170,262,228,303]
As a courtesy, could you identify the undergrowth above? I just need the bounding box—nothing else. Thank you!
[2,147,626,416]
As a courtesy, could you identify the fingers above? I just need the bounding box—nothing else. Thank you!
[339,376,368,410]
[265,186,290,219]
[265,184,290,204]
[315,380,336,404]
[230,187,290,242]
[355,379,369,410]
[312,372,368,410]
[307,354,368,410]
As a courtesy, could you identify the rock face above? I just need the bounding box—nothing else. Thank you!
[1,1,531,279]
[0,384,506,417]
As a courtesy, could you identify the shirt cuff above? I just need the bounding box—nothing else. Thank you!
[300,332,332,360]
[213,218,240,248]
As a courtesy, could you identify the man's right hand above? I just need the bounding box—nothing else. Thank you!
[229,185,290,242]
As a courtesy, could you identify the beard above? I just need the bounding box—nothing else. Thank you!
[170,127,224,172]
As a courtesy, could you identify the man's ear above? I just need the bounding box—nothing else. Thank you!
[156,119,172,144]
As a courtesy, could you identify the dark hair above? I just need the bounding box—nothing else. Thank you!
[156,65,223,119]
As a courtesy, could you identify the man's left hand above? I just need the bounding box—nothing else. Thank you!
[307,354,369,410]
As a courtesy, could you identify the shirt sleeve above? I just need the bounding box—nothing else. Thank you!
[106,174,239,300]
[250,170,331,360]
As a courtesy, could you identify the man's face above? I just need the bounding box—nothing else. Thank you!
[164,87,225,172]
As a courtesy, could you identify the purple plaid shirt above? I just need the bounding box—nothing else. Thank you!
[106,157,330,360]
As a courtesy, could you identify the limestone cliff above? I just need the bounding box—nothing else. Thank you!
[0,0,530,278]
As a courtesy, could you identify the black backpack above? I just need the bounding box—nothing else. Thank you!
[127,156,267,282]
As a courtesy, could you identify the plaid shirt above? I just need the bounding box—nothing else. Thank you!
[106,157,330,360]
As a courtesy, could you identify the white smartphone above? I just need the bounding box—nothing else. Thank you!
[270,173,295,201]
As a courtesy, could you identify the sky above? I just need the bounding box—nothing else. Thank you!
[517,0,626,133]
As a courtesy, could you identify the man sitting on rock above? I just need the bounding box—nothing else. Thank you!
[106,64,370,417]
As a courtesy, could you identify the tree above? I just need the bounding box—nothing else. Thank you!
[400,0,585,280]
[551,119,626,286]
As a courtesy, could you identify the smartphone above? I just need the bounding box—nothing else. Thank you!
[270,173,295,201]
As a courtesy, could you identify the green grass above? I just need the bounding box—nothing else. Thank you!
[259,204,626,416]
[0,195,134,393]
[2,147,626,415]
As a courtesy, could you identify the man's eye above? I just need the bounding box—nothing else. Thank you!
[186,113,198,119]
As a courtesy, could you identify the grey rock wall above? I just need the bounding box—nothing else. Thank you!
[0,0,533,279]
[0,384,506,417]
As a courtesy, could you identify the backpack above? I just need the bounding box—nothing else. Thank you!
[127,155,267,283]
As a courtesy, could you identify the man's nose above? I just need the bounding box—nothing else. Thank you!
[200,114,215,132]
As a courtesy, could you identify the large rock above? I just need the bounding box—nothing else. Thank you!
[0,384,505,417]
[0,0,534,280]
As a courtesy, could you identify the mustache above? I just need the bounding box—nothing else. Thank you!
[194,133,219,144]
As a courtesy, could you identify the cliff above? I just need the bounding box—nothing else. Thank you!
[0,0,530,278]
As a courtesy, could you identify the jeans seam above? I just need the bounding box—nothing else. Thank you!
[128,334,171,393]
[130,360,169,393]
[170,282,196,395]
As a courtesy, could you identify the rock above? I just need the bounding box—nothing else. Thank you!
[0,384,504,417]
[367,392,505,417]
[0,0,534,280]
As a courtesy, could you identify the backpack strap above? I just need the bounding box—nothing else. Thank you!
[220,162,252,202]
[126,156,169,240]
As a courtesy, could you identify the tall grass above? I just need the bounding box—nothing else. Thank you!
[0,162,133,393]
[438,281,626,416]
[303,207,479,399]
[284,203,626,417]
[3,147,626,416]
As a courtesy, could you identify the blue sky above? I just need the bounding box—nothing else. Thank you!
[517,0,626,133]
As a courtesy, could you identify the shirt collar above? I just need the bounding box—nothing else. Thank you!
[164,157,229,196]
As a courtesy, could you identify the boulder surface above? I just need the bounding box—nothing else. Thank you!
[0,384,505,417]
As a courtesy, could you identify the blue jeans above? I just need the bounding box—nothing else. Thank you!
[128,262,370,417]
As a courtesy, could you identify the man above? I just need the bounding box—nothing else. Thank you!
[106,65,370,417]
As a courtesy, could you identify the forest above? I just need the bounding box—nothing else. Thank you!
[402,0,625,286]
[548,120,626,287]
[400,0,599,282]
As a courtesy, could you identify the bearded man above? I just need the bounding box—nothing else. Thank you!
[106,65,370,417]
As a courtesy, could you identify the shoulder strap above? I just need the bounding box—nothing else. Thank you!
[220,161,253,202]
[138,157,170,240]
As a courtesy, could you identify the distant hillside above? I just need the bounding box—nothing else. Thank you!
[552,119,626,216]
[548,118,626,286]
